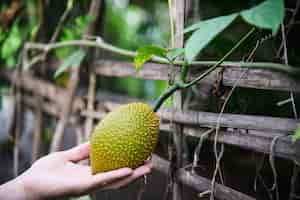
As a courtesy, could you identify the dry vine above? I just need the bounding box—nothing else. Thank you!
[279,9,300,199]
[208,32,268,199]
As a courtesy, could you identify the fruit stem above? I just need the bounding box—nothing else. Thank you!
[153,83,180,112]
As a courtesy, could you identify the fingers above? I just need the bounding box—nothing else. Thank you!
[73,167,133,196]
[101,162,153,190]
[90,168,133,189]
[62,142,90,162]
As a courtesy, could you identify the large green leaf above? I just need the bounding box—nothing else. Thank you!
[292,124,300,142]
[184,14,238,63]
[54,49,86,78]
[241,0,284,35]
[134,45,167,71]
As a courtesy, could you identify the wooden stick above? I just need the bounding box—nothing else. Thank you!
[50,67,80,152]
[10,58,300,94]
[2,68,296,134]
[158,108,298,133]
[100,101,298,134]
[222,68,300,92]
[84,73,96,140]
[21,91,299,161]
[31,96,42,162]
[3,69,298,160]
[13,80,22,177]
[0,68,85,111]
[170,0,185,199]
[91,60,300,92]
[152,155,255,200]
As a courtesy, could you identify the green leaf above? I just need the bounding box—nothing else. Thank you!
[6,56,16,68]
[292,124,300,143]
[166,48,185,61]
[75,15,93,29]
[184,14,238,63]
[241,0,284,35]
[184,13,237,34]
[0,27,6,42]
[134,45,167,71]
[1,21,22,61]
[54,15,92,58]
[54,49,86,78]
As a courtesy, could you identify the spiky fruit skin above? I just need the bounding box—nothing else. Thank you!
[90,103,159,174]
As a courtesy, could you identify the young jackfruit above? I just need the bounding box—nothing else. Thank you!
[90,103,159,174]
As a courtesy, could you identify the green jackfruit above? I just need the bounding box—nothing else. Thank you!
[90,102,159,174]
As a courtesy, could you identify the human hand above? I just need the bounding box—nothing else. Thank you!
[12,143,152,200]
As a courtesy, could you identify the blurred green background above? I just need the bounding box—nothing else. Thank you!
[0,0,171,106]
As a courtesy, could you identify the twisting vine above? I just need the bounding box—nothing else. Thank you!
[152,27,255,112]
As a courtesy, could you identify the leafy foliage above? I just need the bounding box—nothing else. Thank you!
[134,45,167,71]
[1,21,23,67]
[183,0,284,63]
[240,0,284,35]
[0,1,40,68]
[104,1,170,50]
[54,15,92,58]
[184,14,238,63]
[54,49,86,78]
[134,0,285,66]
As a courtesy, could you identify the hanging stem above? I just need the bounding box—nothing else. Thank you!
[168,0,175,46]
[152,27,255,112]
